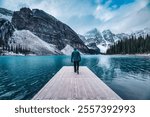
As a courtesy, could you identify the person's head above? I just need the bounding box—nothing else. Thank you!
[74,48,77,51]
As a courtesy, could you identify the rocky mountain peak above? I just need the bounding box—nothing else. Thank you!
[131,27,150,38]
[79,27,150,54]
[116,33,129,40]
[85,28,100,36]
[11,7,89,53]
[102,29,115,43]
[19,7,33,17]
[32,9,57,22]
[84,28,103,44]
[0,18,14,42]
[102,29,112,33]
[89,28,99,33]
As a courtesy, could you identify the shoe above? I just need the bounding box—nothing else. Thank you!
[77,70,79,74]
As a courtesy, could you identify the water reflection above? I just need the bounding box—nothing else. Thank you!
[0,55,150,100]
[97,55,110,69]
[81,55,150,99]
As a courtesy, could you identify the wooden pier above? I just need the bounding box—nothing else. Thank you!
[32,66,122,100]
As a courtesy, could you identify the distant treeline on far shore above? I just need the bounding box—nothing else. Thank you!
[107,35,150,54]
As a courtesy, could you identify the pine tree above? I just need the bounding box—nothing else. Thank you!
[107,35,150,54]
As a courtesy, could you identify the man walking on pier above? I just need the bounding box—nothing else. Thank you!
[71,48,81,74]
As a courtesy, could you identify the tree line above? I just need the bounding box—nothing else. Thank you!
[0,39,31,55]
[107,35,150,54]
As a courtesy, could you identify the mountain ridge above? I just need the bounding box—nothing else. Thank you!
[79,27,150,53]
[0,7,149,55]
[12,8,89,53]
[0,7,90,55]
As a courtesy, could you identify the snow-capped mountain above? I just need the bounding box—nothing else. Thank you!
[102,30,115,43]
[116,33,129,41]
[82,28,116,53]
[0,7,90,55]
[1,7,149,55]
[84,28,103,45]
[78,34,87,43]
[0,18,14,44]
[61,44,74,55]
[9,30,61,55]
[0,18,61,55]
[11,7,89,54]
[80,28,150,53]
[131,28,150,38]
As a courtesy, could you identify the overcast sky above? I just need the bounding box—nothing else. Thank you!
[0,0,150,34]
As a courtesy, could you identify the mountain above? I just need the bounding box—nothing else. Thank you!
[78,32,101,54]
[102,30,122,43]
[84,28,103,44]
[9,30,61,55]
[80,28,150,53]
[61,44,74,55]
[0,8,13,16]
[116,33,129,40]
[11,8,89,54]
[78,34,87,43]
[0,8,13,21]
[1,7,149,55]
[0,18,14,46]
[0,7,90,55]
[131,28,150,38]
[0,18,60,55]
[82,28,115,53]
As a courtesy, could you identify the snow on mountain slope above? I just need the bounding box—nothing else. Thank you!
[84,28,103,44]
[97,40,112,53]
[97,44,108,53]
[0,13,12,21]
[0,8,13,21]
[102,30,115,43]
[61,44,83,55]
[83,28,115,53]
[102,29,124,43]
[12,8,89,54]
[131,28,150,38]
[0,18,14,45]
[81,28,150,53]
[116,33,129,41]
[61,44,74,55]
[9,30,62,55]
[78,34,87,43]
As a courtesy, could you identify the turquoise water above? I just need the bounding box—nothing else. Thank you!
[0,55,150,100]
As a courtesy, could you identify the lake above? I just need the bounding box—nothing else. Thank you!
[0,55,150,100]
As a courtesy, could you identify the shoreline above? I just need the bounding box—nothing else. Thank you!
[105,54,150,56]
[0,53,150,57]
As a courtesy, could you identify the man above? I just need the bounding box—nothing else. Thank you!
[71,48,81,74]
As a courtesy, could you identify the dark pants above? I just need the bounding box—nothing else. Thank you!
[74,61,79,72]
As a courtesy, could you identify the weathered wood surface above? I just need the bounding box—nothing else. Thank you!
[32,66,122,100]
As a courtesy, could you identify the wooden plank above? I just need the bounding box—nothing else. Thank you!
[32,66,122,100]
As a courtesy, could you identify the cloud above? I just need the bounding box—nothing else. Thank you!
[0,0,99,34]
[0,0,149,34]
[0,0,96,17]
[96,0,150,33]
[65,15,101,34]
[94,0,114,21]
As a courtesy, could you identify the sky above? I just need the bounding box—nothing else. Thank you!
[0,0,150,34]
